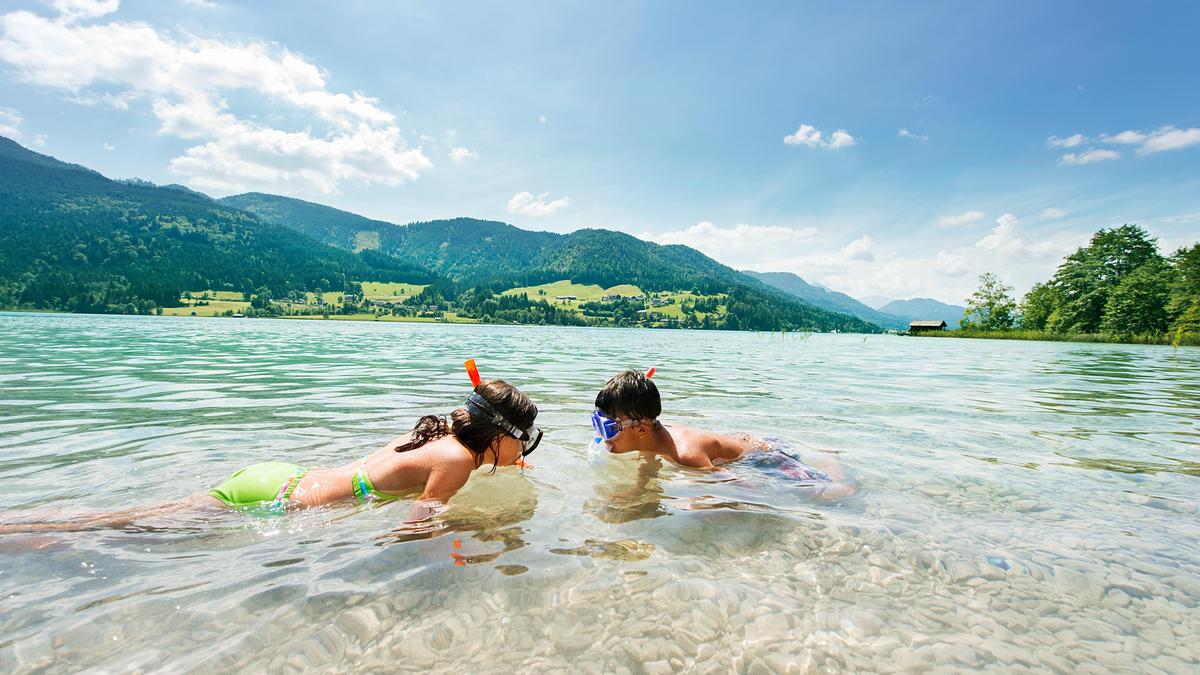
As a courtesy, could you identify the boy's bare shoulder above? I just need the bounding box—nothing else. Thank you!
[666,425,741,468]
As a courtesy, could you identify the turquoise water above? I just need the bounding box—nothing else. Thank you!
[1,312,1198,672]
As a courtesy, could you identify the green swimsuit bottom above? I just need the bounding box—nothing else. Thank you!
[209,459,400,512]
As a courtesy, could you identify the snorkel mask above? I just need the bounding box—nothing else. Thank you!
[463,359,543,456]
[591,367,656,442]
[591,410,638,441]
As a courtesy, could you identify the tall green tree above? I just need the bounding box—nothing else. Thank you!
[1019,281,1059,331]
[961,272,1017,330]
[1100,258,1171,336]
[1048,225,1161,333]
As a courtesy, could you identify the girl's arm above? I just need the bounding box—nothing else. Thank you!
[406,468,469,522]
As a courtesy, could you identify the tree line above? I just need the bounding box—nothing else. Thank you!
[958,225,1199,346]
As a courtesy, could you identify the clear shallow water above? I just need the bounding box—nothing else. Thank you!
[1,313,1198,673]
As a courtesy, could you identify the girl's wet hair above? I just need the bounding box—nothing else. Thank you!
[395,379,537,473]
[595,369,661,421]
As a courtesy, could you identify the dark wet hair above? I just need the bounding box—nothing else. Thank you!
[595,369,661,421]
[395,379,538,473]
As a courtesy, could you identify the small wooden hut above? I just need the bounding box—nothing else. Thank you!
[909,320,947,333]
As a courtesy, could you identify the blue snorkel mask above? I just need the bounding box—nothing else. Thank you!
[590,410,643,442]
[466,393,542,456]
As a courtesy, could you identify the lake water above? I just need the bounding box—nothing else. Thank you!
[1,313,1198,673]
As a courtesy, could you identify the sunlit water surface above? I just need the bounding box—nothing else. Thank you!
[1,313,1198,673]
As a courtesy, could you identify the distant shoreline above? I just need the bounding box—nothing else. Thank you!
[913,328,1198,347]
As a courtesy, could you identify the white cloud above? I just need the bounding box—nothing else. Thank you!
[976,213,1023,254]
[1060,126,1200,157]
[0,4,433,195]
[31,134,47,147]
[1040,207,1068,219]
[102,141,115,150]
[784,123,856,149]
[1060,149,1119,165]
[841,235,874,262]
[49,0,119,23]
[507,191,570,217]
[934,250,970,277]
[0,106,22,138]
[662,218,1087,305]
[827,129,856,149]
[898,128,928,142]
[1047,134,1087,148]
[641,221,819,269]
[538,115,547,125]
[448,146,478,163]
[1137,126,1200,154]
[1098,130,1146,145]
[937,210,984,227]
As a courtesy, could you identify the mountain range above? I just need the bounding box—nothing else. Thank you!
[0,135,960,331]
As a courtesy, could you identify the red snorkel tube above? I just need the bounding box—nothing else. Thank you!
[645,367,656,379]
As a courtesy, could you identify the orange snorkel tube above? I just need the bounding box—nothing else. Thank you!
[464,358,482,387]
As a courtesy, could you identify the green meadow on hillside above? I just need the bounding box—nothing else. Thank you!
[501,280,644,304]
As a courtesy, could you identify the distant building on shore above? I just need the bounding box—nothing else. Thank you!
[909,320,948,333]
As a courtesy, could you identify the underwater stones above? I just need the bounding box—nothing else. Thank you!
[750,612,790,636]
[1010,499,1039,512]
[335,607,381,644]
[643,659,673,675]
[917,484,950,498]
[943,560,977,583]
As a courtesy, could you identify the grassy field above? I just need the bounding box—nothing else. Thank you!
[360,281,427,300]
[641,291,725,320]
[352,231,381,252]
[182,290,246,302]
[501,280,644,305]
[281,312,478,324]
[163,298,251,316]
[303,291,345,306]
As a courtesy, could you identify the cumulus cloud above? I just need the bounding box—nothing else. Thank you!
[507,191,570,217]
[641,221,819,269]
[841,235,875,262]
[976,213,1024,254]
[937,210,984,227]
[0,3,433,195]
[898,128,928,142]
[784,123,857,149]
[49,0,119,23]
[643,216,1084,304]
[448,146,478,163]
[827,129,856,149]
[0,106,22,138]
[1047,134,1087,148]
[538,115,547,125]
[1040,207,1068,219]
[1060,149,1119,165]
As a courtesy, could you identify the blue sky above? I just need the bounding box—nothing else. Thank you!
[2,0,1198,304]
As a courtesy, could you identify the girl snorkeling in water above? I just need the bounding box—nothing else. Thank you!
[1,361,543,533]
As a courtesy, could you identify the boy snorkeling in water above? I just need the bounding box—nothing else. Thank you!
[1,361,543,533]
[591,369,855,498]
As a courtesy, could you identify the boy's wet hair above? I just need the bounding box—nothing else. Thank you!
[595,369,661,421]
